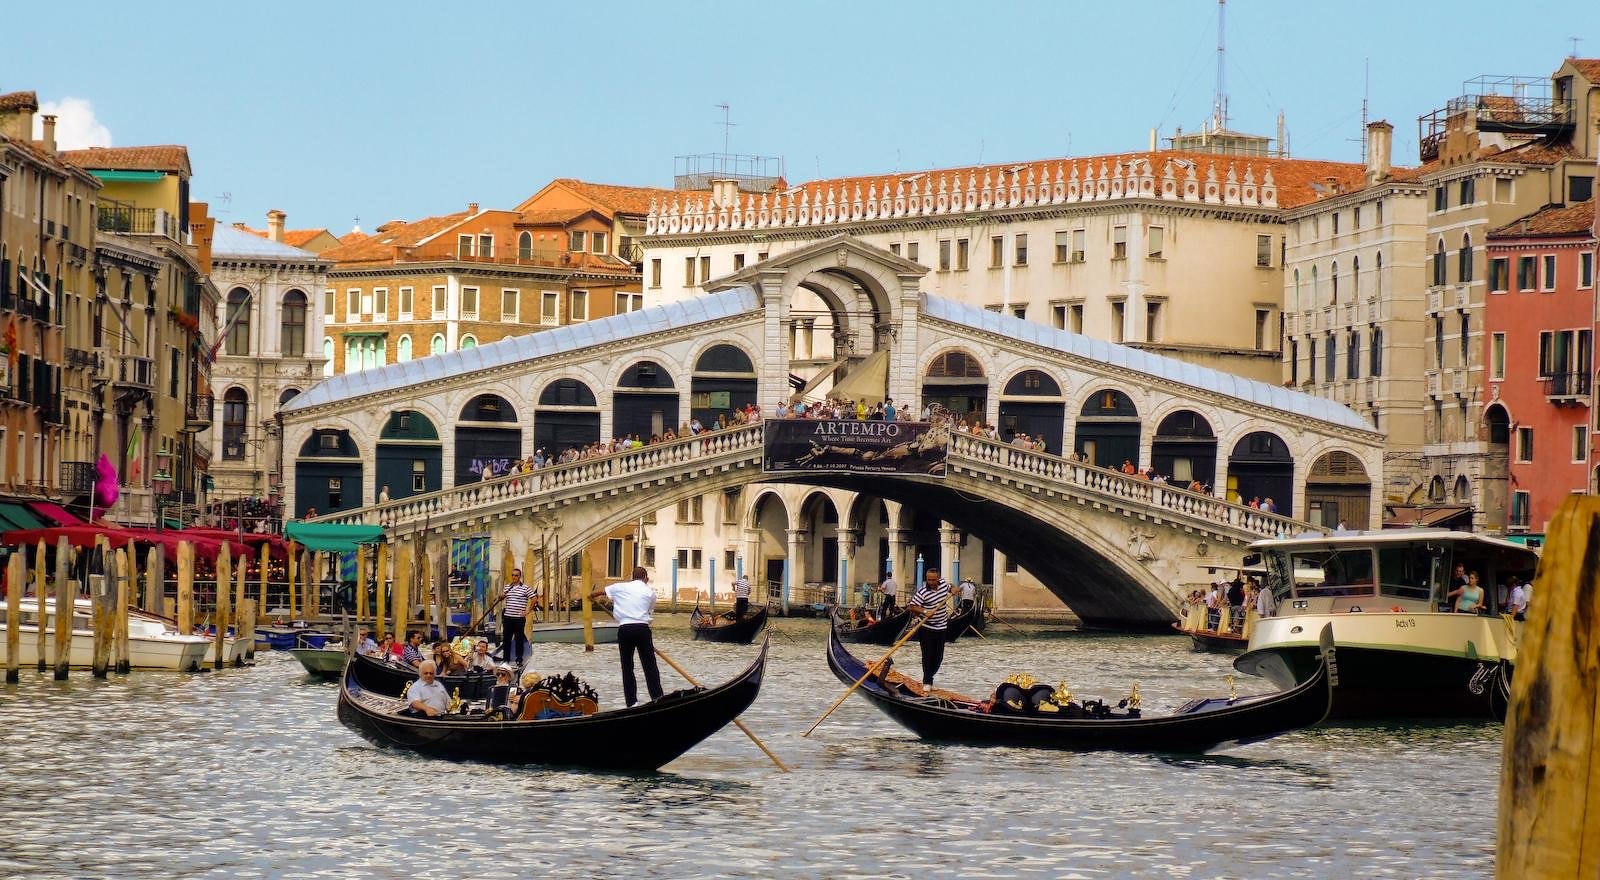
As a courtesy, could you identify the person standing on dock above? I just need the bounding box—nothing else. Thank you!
[909,568,952,688]
[880,571,899,617]
[589,566,664,707]
[732,573,752,619]
[499,569,534,667]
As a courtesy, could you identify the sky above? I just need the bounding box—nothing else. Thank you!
[8,0,1595,234]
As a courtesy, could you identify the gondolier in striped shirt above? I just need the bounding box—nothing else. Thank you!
[732,573,753,619]
[909,568,952,688]
[499,569,534,667]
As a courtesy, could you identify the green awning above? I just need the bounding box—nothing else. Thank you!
[285,522,385,552]
[90,170,165,182]
[0,503,46,531]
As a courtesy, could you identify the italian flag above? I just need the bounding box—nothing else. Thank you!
[126,426,142,483]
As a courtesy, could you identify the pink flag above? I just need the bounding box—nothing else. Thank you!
[94,453,120,509]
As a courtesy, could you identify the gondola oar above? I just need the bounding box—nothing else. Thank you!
[654,646,789,773]
[804,615,927,737]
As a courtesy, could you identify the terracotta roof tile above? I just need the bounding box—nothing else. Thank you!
[0,91,38,113]
[230,224,330,248]
[517,207,592,226]
[549,179,680,216]
[1570,59,1600,81]
[319,210,472,264]
[1489,139,1579,166]
[1488,199,1595,238]
[62,145,192,176]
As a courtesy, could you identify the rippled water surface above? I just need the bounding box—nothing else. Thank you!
[0,618,1498,879]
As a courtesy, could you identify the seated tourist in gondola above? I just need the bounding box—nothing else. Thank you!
[467,639,497,672]
[399,661,450,717]
[433,640,469,676]
[400,631,427,668]
[356,629,379,656]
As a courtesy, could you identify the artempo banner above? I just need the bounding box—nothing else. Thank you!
[762,419,949,477]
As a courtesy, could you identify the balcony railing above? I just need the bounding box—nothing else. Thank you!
[1426,370,1442,397]
[60,461,95,494]
[1543,371,1592,401]
[1425,287,1445,314]
[97,205,180,239]
[396,245,639,275]
[117,355,155,390]
[186,394,214,431]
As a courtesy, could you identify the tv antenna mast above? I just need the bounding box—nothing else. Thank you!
[1212,0,1228,132]
[715,102,737,155]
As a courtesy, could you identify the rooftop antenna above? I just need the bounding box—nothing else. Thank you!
[1348,58,1370,163]
[1213,0,1228,132]
[1570,36,1583,58]
[714,102,736,155]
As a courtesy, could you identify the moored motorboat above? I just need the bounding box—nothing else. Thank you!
[255,625,335,651]
[1233,529,1536,721]
[337,635,770,769]
[690,605,768,644]
[0,597,210,671]
[829,606,911,645]
[528,621,620,644]
[290,645,349,677]
[825,625,1335,752]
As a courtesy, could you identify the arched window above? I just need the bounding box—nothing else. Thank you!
[1433,238,1447,286]
[1331,260,1339,302]
[281,290,307,356]
[460,334,478,350]
[225,287,251,356]
[1311,266,1319,306]
[431,334,446,356]
[222,387,248,460]
[1292,268,1300,312]
[322,337,333,376]
[397,334,412,362]
[278,387,300,406]
[1352,255,1360,299]
[1458,233,1473,282]
[1375,252,1383,296]
[518,231,532,260]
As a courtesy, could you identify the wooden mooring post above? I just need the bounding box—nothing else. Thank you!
[5,553,23,682]
[38,539,55,673]
[176,541,194,637]
[214,545,232,670]
[115,548,131,674]
[144,546,162,617]
[52,542,75,680]
[1497,496,1600,878]
[234,562,247,666]
[393,540,412,642]
[357,544,370,628]
[90,540,111,679]
[375,540,389,640]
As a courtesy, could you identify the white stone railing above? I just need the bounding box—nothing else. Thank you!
[947,433,1318,540]
[645,157,1279,236]
[317,421,1316,543]
[317,423,767,528]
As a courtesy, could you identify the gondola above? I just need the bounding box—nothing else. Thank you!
[825,624,1336,753]
[690,605,769,644]
[347,650,500,701]
[830,605,911,645]
[943,603,987,642]
[337,635,770,770]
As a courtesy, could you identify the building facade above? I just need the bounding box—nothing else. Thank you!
[1483,199,1596,537]
[207,220,329,500]
[1282,122,1431,521]
[0,92,99,507]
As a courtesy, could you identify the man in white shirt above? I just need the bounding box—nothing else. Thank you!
[589,566,664,706]
[880,571,899,617]
[731,573,753,619]
[401,661,450,717]
[958,577,977,614]
[1509,579,1530,622]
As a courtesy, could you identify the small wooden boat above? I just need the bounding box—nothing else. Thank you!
[830,606,911,645]
[1172,621,1249,655]
[690,605,768,644]
[825,624,1335,753]
[337,635,770,769]
[0,597,210,671]
[347,650,501,701]
[528,621,620,644]
[290,646,349,677]
[943,603,987,642]
[254,625,334,651]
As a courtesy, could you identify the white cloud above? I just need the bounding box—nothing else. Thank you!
[31,97,112,150]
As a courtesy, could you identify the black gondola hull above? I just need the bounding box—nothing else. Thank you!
[690,606,769,644]
[348,651,501,702]
[337,636,769,770]
[944,605,986,642]
[830,607,911,645]
[826,627,1333,753]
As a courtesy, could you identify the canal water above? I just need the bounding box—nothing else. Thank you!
[0,618,1498,879]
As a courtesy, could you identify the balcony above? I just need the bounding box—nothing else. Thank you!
[1366,376,1380,401]
[1425,287,1446,315]
[1341,303,1357,327]
[65,348,97,372]
[1543,371,1592,404]
[59,461,95,494]
[116,355,155,391]
[1284,313,1300,336]
[1454,285,1471,311]
[1320,306,1334,331]
[1362,297,1381,324]
[185,393,213,432]
[1449,369,1467,393]
[96,204,181,240]
[1426,370,1442,397]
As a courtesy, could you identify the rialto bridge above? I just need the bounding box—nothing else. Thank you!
[281,236,1384,627]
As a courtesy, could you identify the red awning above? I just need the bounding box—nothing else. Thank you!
[3,524,137,551]
[27,501,83,527]
[182,528,289,559]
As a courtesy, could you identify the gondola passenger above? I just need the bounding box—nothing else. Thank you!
[400,631,427,668]
[400,661,450,717]
[909,568,952,688]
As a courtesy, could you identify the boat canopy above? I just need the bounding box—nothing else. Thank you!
[284,522,386,552]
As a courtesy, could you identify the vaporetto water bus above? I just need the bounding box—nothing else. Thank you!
[1233,529,1537,720]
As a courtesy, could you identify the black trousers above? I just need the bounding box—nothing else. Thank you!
[734,597,749,618]
[881,595,897,618]
[617,623,664,707]
[917,627,947,686]
[960,598,975,614]
[501,615,528,664]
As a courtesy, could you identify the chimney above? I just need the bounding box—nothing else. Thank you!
[1365,120,1393,186]
[467,202,479,214]
[266,209,286,243]
[40,114,56,154]
[711,178,739,208]
[232,221,248,230]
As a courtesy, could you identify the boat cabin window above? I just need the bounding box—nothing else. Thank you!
[1377,545,1439,603]
[1290,548,1375,599]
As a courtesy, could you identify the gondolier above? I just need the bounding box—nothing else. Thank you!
[909,568,952,688]
[732,573,753,619]
[589,566,664,707]
[500,569,534,666]
[880,571,899,617]
[958,576,977,614]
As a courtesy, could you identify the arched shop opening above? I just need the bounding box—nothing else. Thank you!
[376,410,442,502]
[921,350,987,420]
[294,428,361,518]
[1151,410,1217,488]
[1305,451,1371,528]
[612,360,679,440]
[997,370,1065,454]
[1227,431,1294,511]
[535,378,601,456]
[455,394,521,485]
[1074,389,1140,469]
[691,344,758,427]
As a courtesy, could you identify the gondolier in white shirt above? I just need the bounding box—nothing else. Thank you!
[880,571,899,617]
[909,568,952,688]
[589,566,665,706]
[958,577,977,614]
[732,573,753,619]
[499,569,535,667]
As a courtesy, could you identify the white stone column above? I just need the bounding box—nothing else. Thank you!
[838,529,859,605]
[786,527,809,598]
[885,527,907,583]
[992,547,1007,610]
[1124,212,1147,343]
[938,522,960,582]
[742,527,761,596]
